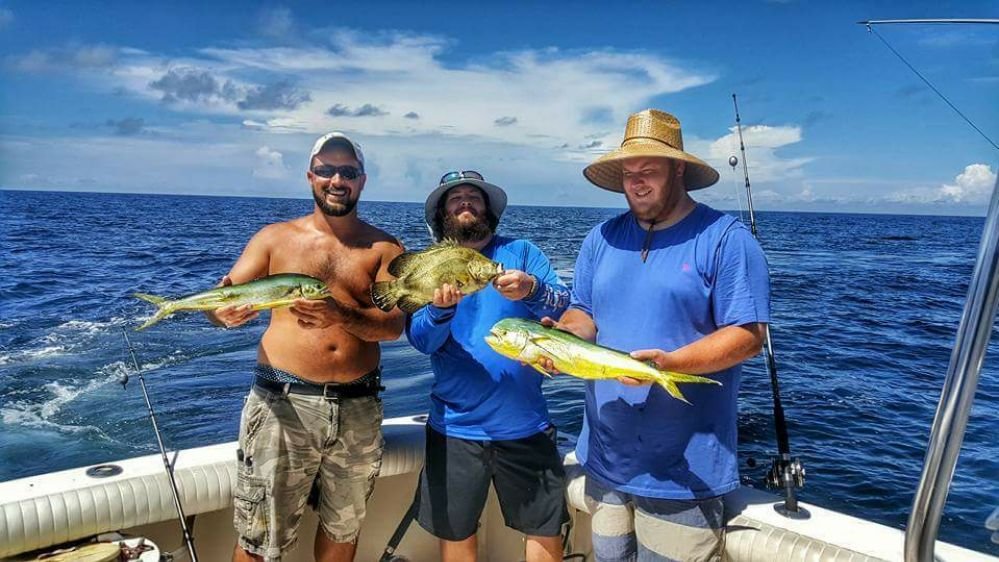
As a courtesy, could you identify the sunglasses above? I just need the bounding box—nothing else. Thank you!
[311,165,363,180]
[439,170,484,185]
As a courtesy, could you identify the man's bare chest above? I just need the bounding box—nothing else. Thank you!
[270,241,378,300]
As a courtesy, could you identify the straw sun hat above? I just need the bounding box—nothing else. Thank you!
[584,109,720,192]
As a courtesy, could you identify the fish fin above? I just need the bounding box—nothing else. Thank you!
[134,292,175,330]
[387,252,422,277]
[663,372,723,386]
[529,362,554,378]
[662,381,692,405]
[650,370,720,404]
[133,292,169,305]
[370,281,401,312]
[435,238,462,249]
[396,295,427,314]
[135,306,173,331]
[529,335,565,357]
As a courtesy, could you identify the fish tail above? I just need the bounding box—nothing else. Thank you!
[370,281,401,312]
[133,292,169,305]
[650,370,721,405]
[135,306,173,331]
[663,381,692,405]
[134,293,173,331]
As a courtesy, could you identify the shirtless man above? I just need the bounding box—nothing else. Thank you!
[208,132,404,562]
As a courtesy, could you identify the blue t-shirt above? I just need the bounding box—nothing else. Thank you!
[571,204,771,499]
[406,236,571,440]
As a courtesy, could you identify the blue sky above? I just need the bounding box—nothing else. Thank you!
[1,0,996,215]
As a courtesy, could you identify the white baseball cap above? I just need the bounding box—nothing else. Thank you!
[309,132,365,169]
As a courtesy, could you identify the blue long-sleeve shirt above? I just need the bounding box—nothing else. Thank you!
[406,235,570,440]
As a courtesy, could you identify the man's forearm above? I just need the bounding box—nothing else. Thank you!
[664,324,765,374]
[558,308,597,342]
[335,301,404,342]
[524,279,571,320]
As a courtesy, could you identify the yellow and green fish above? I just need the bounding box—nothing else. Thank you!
[484,317,721,404]
[134,273,329,330]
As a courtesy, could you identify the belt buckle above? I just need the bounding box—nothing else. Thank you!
[322,383,340,401]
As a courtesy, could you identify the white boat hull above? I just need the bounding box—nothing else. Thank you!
[1,416,993,561]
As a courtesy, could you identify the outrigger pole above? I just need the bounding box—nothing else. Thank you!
[857,17,999,562]
[730,94,806,518]
[121,329,199,562]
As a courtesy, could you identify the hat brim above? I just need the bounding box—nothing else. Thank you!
[583,141,720,192]
[424,179,508,241]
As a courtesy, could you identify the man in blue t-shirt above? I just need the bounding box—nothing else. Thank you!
[406,170,571,562]
[547,109,771,562]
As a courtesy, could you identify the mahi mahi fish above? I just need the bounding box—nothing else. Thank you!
[134,273,330,330]
[484,317,721,404]
[370,239,504,313]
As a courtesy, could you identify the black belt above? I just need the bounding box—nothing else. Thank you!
[254,368,383,399]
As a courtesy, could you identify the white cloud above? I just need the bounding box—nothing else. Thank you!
[252,146,288,179]
[34,33,715,153]
[1,32,729,207]
[939,164,996,203]
[699,124,811,183]
[885,163,996,204]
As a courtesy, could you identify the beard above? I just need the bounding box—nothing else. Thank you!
[440,211,492,242]
[312,187,358,217]
[624,192,666,223]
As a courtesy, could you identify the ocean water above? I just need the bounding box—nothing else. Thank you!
[1,190,997,555]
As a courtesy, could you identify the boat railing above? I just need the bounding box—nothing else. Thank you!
[905,175,999,561]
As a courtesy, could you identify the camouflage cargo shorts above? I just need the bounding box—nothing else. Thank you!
[233,385,384,559]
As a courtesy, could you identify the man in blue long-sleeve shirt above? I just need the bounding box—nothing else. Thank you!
[406,170,571,562]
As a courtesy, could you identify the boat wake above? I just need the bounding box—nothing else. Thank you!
[1,376,120,439]
[0,317,127,365]
[0,353,187,439]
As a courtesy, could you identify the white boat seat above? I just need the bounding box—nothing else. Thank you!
[0,420,425,558]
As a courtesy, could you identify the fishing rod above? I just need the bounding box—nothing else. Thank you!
[730,94,806,518]
[121,329,199,562]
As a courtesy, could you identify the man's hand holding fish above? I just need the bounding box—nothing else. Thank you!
[288,295,341,329]
[431,283,463,308]
[210,275,259,329]
[492,269,537,301]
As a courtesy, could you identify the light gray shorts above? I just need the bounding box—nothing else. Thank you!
[232,385,384,560]
[586,477,726,562]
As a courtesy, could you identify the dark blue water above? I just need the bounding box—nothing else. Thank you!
[2,190,997,555]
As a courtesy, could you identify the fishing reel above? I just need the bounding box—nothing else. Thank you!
[767,453,805,490]
[765,453,808,519]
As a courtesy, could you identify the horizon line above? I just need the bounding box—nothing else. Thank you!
[0,187,989,219]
